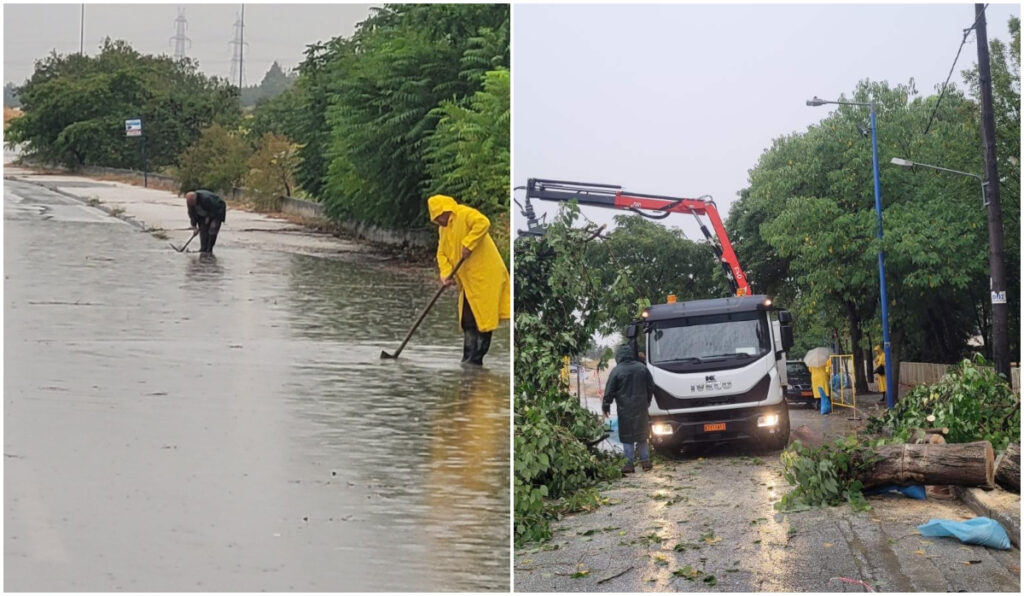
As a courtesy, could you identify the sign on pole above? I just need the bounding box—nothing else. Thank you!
[125,118,143,137]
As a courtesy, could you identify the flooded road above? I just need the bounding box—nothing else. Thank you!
[4,179,510,591]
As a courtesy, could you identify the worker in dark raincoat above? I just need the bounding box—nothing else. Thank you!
[602,343,656,473]
[184,189,227,254]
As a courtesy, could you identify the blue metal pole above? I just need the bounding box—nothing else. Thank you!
[869,103,894,409]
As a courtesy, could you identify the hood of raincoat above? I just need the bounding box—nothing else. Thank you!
[428,194,458,222]
[615,343,636,365]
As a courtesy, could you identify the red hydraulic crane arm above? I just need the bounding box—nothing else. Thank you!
[525,178,752,296]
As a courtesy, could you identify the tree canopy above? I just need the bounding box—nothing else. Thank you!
[5,39,240,169]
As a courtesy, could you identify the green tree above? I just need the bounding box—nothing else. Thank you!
[5,39,240,169]
[585,215,726,333]
[245,133,299,210]
[426,68,510,218]
[175,123,250,194]
[240,61,296,107]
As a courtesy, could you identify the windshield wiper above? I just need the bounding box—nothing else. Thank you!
[664,357,703,364]
[702,352,754,360]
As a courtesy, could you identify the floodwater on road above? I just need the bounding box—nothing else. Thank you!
[3,180,510,591]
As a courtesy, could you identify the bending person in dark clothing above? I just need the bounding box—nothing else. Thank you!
[184,190,227,254]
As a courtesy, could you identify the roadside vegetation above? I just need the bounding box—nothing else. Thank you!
[728,17,1019,387]
[4,4,510,258]
[778,357,1019,512]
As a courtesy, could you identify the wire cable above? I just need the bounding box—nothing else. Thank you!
[924,4,988,135]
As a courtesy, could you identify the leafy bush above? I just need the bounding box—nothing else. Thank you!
[175,124,250,194]
[776,436,881,512]
[866,356,1020,451]
[245,133,299,211]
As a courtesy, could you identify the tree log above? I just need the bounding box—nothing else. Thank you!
[859,441,994,489]
[994,443,1020,493]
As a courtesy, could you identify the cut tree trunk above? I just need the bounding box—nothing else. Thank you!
[858,441,994,489]
[994,443,1020,493]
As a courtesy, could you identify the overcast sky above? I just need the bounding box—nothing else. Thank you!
[514,3,1020,238]
[3,3,375,86]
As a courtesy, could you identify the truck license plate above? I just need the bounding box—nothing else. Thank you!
[703,423,726,432]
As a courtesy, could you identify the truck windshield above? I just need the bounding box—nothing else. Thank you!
[648,311,770,367]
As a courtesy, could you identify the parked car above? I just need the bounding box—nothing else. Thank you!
[785,360,815,406]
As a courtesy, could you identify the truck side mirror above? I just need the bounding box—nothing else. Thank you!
[626,324,637,339]
[781,325,794,351]
[778,310,792,324]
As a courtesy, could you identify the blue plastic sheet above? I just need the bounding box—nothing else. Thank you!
[917,517,1011,550]
[864,484,927,500]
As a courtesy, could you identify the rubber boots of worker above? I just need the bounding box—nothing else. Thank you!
[460,298,492,365]
[207,221,220,253]
[621,461,635,474]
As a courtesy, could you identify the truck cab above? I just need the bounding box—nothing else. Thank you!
[629,294,794,452]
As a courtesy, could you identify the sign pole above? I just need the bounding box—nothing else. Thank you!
[141,130,148,187]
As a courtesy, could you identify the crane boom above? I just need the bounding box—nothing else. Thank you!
[525,178,751,296]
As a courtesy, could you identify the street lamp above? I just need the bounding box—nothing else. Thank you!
[889,157,987,207]
[807,96,895,409]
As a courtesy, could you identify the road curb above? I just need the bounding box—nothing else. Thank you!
[952,486,1021,549]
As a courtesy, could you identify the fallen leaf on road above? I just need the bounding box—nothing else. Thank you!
[914,549,926,556]
[570,570,589,579]
[962,560,983,566]
[823,543,834,548]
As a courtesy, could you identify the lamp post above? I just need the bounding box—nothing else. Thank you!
[807,96,895,409]
[890,158,987,206]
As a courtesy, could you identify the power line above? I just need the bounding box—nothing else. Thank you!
[924,3,989,135]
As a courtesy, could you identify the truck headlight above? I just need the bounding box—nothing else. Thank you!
[757,414,780,428]
[651,423,674,436]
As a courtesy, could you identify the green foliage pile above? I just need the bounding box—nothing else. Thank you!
[776,436,881,512]
[514,205,627,544]
[866,356,1020,451]
[266,4,509,232]
[727,18,1020,383]
[6,39,240,169]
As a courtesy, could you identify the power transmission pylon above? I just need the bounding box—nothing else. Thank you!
[228,6,248,87]
[170,6,191,60]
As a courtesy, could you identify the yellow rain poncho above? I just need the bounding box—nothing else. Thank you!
[427,195,510,333]
[873,345,887,393]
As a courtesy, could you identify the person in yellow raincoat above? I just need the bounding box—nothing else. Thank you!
[809,360,830,400]
[873,345,887,394]
[427,195,510,365]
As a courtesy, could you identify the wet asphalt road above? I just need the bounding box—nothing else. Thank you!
[4,180,510,591]
[514,405,1020,592]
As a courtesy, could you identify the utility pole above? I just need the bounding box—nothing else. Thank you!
[170,6,191,60]
[239,5,245,89]
[79,4,84,55]
[974,3,1010,379]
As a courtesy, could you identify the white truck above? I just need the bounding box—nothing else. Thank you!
[628,294,793,452]
[524,178,794,451]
